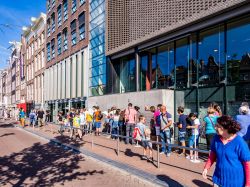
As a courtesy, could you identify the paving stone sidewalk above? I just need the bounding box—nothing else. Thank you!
[19,122,214,187]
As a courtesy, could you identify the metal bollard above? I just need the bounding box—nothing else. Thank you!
[117,136,120,156]
[157,136,160,168]
[91,131,94,149]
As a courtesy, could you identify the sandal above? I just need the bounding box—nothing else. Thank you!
[142,155,147,160]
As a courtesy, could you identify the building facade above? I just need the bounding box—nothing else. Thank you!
[44,0,89,121]
[87,0,250,120]
[23,13,46,113]
[88,0,106,96]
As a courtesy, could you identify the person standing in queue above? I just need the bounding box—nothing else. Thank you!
[125,103,137,144]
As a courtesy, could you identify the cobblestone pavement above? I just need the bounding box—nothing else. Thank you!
[0,121,160,187]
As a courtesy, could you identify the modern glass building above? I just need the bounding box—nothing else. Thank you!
[93,0,250,120]
[89,0,106,96]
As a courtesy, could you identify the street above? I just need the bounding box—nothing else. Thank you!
[0,121,155,187]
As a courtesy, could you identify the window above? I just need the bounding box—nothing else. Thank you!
[51,13,55,33]
[63,0,68,21]
[78,12,85,40]
[47,19,51,37]
[57,34,62,55]
[57,5,62,27]
[157,43,175,88]
[63,28,68,51]
[47,0,51,11]
[71,20,77,45]
[227,16,250,84]
[80,0,85,6]
[176,38,189,89]
[72,0,77,13]
[51,39,55,59]
[198,25,225,86]
[51,0,55,7]
[47,43,51,61]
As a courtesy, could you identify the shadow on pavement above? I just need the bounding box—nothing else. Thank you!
[0,123,15,128]
[0,135,104,186]
[156,174,184,187]
[192,179,212,187]
[0,133,15,138]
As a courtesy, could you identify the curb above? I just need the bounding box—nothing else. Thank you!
[17,126,175,187]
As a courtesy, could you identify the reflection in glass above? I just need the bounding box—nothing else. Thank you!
[140,55,148,91]
[157,43,174,88]
[176,38,189,88]
[120,57,136,93]
[227,16,250,84]
[198,25,225,86]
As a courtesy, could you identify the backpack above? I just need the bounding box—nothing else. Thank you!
[133,127,142,141]
[160,113,174,137]
[97,112,103,120]
[86,113,93,122]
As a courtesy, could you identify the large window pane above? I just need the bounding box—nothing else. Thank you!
[120,56,136,93]
[157,43,174,88]
[176,38,189,89]
[227,16,250,84]
[198,25,225,86]
[140,54,148,91]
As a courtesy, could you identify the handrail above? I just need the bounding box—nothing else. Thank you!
[25,120,209,168]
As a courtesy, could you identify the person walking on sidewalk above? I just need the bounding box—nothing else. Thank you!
[125,103,137,144]
[29,110,36,127]
[19,108,25,128]
[202,115,250,187]
[37,109,45,128]
[57,111,64,135]
[159,105,173,157]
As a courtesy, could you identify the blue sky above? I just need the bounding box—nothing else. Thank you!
[0,0,46,69]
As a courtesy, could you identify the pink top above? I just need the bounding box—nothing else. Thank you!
[125,107,137,124]
[154,110,161,126]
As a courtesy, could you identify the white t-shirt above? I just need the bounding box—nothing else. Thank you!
[80,112,86,124]
[193,118,200,136]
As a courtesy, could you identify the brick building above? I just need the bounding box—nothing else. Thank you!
[44,0,89,121]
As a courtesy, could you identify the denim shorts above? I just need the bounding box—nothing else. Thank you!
[188,135,198,147]
[178,131,186,142]
[142,140,152,149]
[94,122,101,128]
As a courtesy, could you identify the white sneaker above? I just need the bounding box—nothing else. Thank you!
[166,153,171,157]
[160,152,165,155]
[186,155,194,160]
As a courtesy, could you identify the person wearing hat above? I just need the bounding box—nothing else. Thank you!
[236,105,250,149]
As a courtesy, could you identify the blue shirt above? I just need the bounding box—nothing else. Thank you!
[178,114,187,132]
[236,114,250,141]
[211,135,250,187]
[136,122,145,140]
[204,115,218,134]
[19,111,25,118]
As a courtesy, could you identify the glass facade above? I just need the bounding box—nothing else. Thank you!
[107,14,250,116]
[89,0,106,96]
